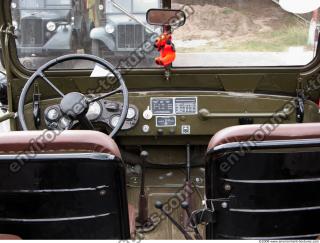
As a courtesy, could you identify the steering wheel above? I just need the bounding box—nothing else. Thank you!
[18,54,129,138]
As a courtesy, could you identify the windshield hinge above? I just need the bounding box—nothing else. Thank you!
[0,25,17,39]
[33,83,41,129]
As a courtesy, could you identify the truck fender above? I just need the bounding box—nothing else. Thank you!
[90,27,115,51]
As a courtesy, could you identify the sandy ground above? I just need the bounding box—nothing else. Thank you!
[172,1,308,52]
[174,50,314,67]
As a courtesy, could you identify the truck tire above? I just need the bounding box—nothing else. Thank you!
[91,39,102,57]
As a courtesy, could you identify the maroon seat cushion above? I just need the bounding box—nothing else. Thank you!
[208,123,320,151]
[0,130,121,158]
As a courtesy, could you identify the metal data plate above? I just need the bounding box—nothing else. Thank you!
[151,97,198,115]
[156,116,177,127]
[151,98,174,115]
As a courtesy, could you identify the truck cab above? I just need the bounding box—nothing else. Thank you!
[11,0,91,68]
[2,0,320,240]
[90,0,160,58]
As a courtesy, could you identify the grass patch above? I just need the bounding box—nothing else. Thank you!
[224,25,309,52]
[222,8,234,15]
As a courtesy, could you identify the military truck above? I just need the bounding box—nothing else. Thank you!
[90,0,161,56]
[11,0,92,58]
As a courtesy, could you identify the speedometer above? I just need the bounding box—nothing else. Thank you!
[86,102,102,121]
[126,107,136,120]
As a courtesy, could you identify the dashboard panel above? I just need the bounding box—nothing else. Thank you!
[23,91,320,142]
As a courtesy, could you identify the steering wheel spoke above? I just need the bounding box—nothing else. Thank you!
[88,87,123,103]
[38,72,65,97]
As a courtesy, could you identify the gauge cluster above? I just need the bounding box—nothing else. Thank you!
[44,100,139,131]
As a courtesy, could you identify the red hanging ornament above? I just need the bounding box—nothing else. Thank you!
[154,30,176,67]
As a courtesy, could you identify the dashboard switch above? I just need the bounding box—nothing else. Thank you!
[157,128,164,135]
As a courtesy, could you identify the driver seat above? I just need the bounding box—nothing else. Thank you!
[0,130,131,239]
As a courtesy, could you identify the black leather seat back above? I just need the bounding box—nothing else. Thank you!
[0,153,130,239]
[206,139,320,239]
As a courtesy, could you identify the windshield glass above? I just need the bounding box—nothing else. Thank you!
[107,0,160,13]
[10,0,320,69]
[106,0,131,13]
[16,0,71,8]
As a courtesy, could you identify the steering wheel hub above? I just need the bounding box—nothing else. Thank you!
[60,92,88,119]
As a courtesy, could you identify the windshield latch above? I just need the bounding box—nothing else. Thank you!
[296,77,305,123]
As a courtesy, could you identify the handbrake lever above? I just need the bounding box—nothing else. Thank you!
[181,201,202,240]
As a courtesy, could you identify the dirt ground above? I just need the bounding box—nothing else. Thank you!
[172,0,309,52]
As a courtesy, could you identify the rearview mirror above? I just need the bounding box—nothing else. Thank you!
[146,9,186,28]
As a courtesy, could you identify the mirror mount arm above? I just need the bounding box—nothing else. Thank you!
[164,65,171,81]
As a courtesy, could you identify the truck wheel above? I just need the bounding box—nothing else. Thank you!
[91,40,114,58]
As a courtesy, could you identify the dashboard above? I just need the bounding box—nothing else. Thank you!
[24,91,320,142]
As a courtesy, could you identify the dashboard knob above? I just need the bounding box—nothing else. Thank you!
[142,125,150,133]
[143,106,153,120]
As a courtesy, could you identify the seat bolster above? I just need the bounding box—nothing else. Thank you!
[0,234,21,240]
[208,123,320,151]
[0,130,121,158]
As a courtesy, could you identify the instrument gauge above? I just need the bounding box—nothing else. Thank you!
[126,107,136,120]
[86,102,102,121]
[47,108,59,121]
[110,115,121,128]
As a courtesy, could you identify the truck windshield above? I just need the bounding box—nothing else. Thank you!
[10,0,320,70]
[107,0,159,13]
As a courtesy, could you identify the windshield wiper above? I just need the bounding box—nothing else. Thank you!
[110,0,156,33]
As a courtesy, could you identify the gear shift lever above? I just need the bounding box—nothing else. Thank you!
[155,201,193,240]
[136,151,154,231]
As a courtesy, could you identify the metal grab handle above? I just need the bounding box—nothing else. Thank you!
[198,108,287,119]
[0,112,16,123]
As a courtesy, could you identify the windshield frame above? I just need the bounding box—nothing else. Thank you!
[3,0,320,77]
